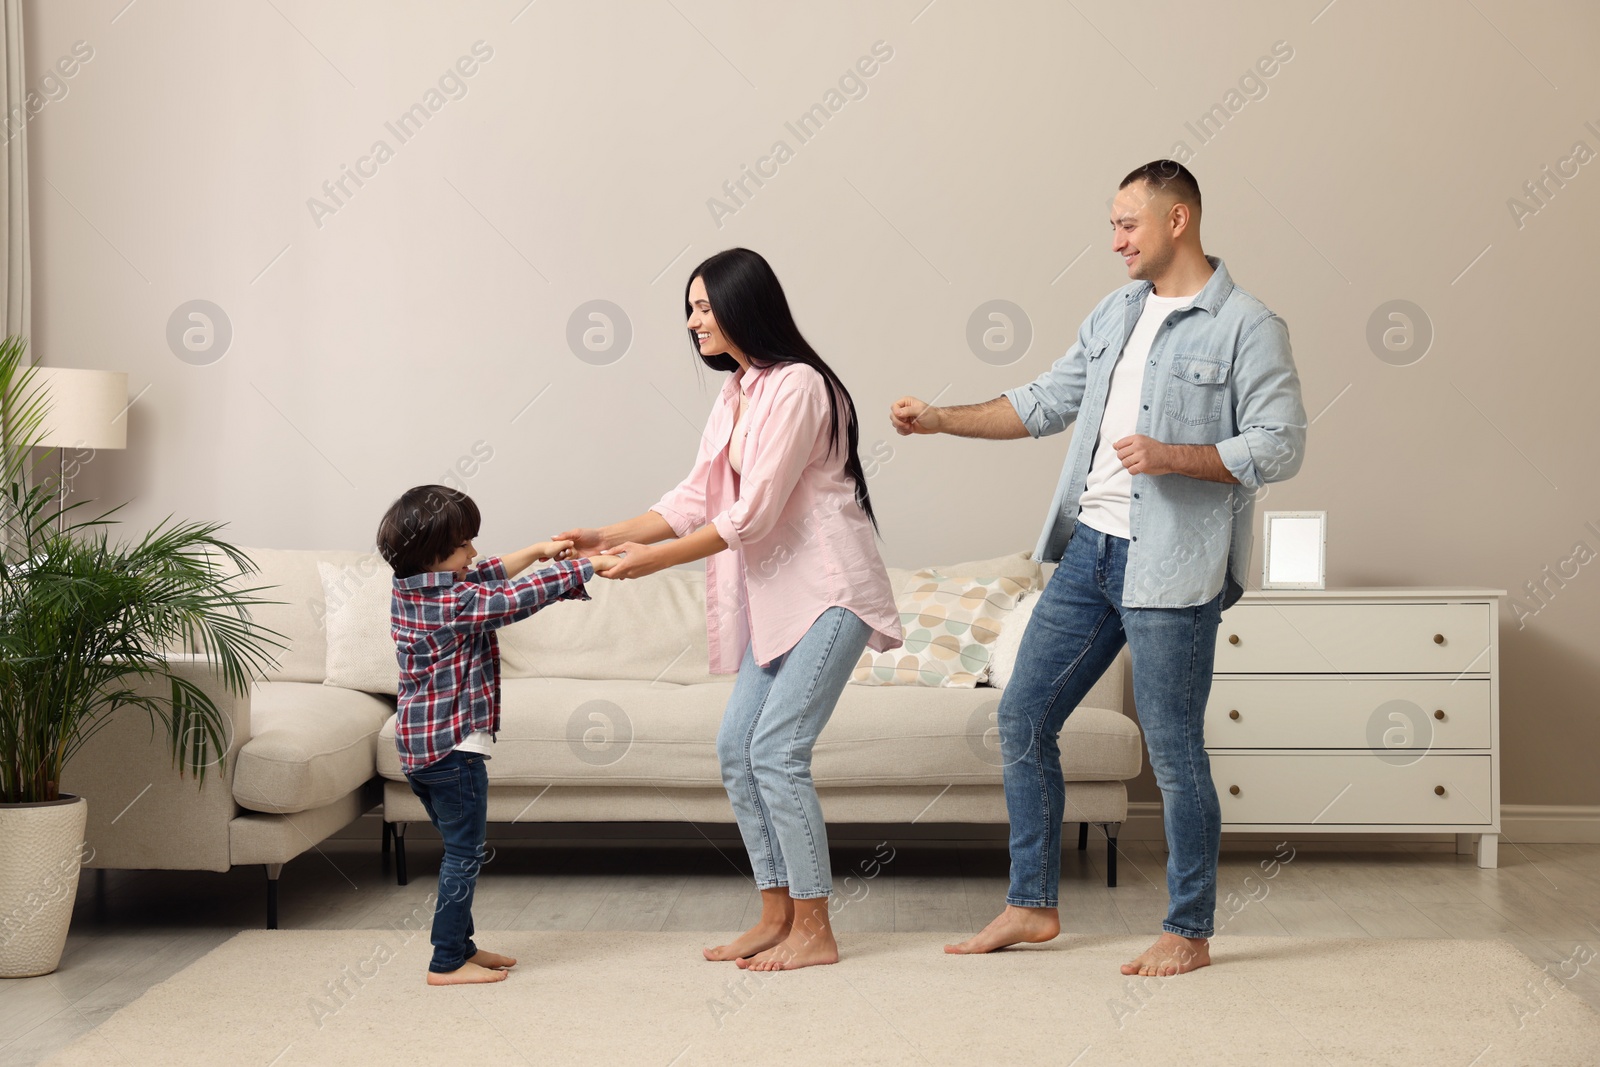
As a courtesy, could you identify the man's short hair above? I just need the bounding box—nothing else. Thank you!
[1120,159,1202,216]
[376,485,481,578]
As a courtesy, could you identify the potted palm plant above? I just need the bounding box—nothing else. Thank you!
[0,337,280,977]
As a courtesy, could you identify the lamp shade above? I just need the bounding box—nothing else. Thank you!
[30,368,129,451]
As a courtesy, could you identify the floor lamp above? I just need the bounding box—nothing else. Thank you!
[30,368,129,532]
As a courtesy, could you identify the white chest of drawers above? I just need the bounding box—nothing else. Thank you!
[1208,589,1504,867]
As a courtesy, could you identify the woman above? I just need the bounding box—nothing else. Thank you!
[556,248,902,971]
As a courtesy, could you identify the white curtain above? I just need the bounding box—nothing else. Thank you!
[0,0,27,345]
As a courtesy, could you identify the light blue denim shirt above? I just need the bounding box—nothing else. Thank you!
[1002,256,1306,610]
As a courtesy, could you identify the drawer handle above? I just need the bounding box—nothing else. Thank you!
[1228,709,1241,721]
[1228,634,1240,645]
[1434,709,1445,721]
[1229,785,1240,796]
[1433,633,1445,645]
[1434,785,1446,796]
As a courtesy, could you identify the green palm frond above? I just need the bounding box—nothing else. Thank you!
[0,335,284,803]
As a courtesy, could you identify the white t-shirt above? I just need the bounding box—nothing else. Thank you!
[1076,291,1195,540]
[454,729,493,756]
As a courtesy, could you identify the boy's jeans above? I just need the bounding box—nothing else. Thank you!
[999,526,1225,938]
[405,747,490,972]
[718,606,873,900]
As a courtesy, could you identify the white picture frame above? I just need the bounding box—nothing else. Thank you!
[1262,510,1327,590]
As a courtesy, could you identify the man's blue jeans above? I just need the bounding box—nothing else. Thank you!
[405,747,490,972]
[999,525,1224,938]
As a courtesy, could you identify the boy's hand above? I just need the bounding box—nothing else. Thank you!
[552,528,607,559]
[533,539,575,561]
[587,553,624,576]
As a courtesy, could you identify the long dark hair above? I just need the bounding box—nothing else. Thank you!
[686,248,878,534]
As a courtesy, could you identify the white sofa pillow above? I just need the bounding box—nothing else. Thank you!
[318,556,400,694]
[985,589,1038,690]
[231,547,373,682]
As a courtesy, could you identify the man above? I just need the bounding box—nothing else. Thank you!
[891,161,1306,976]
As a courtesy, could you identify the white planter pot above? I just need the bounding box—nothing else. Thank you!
[0,795,89,978]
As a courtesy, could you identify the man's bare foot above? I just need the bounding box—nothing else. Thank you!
[1120,932,1210,976]
[703,920,792,962]
[426,961,509,986]
[467,949,517,970]
[739,928,839,971]
[945,905,1061,954]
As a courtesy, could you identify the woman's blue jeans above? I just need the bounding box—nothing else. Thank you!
[718,606,873,900]
[999,525,1224,938]
[404,747,490,972]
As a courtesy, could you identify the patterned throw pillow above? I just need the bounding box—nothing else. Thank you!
[851,571,1031,688]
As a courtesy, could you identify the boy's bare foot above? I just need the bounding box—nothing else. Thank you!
[1120,932,1210,976]
[467,949,517,970]
[944,905,1061,954]
[703,919,792,962]
[738,928,839,971]
[426,961,509,986]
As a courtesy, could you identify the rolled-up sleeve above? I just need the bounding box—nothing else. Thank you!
[711,375,829,553]
[650,405,723,537]
[1214,312,1307,490]
[1002,317,1096,439]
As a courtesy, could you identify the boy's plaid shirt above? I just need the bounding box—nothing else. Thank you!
[391,556,594,773]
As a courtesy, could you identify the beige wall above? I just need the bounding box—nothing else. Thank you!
[22,1,1598,811]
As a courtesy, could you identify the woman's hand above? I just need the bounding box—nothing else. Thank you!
[594,541,669,581]
[552,527,608,560]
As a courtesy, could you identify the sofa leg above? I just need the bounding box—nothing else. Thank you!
[265,863,283,930]
[394,823,409,887]
[1077,822,1089,851]
[1103,823,1121,888]
[381,820,392,872]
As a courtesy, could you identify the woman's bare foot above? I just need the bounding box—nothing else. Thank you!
[467,949,517,970]
[738,897,838,971]
[703,919,792,962]
[704,886,796,962]
[1120,932,1210,976]
[945,905,1061,954]
[426,961,509,986]
[739,927,839,971]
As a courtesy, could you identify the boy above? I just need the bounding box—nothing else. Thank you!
[377,484,619,985]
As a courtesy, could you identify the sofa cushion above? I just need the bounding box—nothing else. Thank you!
[375,676,1139,789]
[232,682,393,814]
[497,568,719,686]
[852,571,1031,688]
[234,547,379,683]
[319,556,400,694]
[884,549,1044,602]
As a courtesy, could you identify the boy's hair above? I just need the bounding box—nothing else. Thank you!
[376,485,482,578]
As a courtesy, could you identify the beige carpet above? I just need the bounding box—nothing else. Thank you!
[41,931,1600,1066]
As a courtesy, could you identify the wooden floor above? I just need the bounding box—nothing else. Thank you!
[4,832,1599,1066]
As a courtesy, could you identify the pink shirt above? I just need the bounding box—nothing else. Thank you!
[652,362,904,674]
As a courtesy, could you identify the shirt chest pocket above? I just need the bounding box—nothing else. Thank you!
[1165,354,1232,425]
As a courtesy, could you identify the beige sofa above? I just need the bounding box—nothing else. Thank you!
[373,550,1140,888]
[64,549,1141,928]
